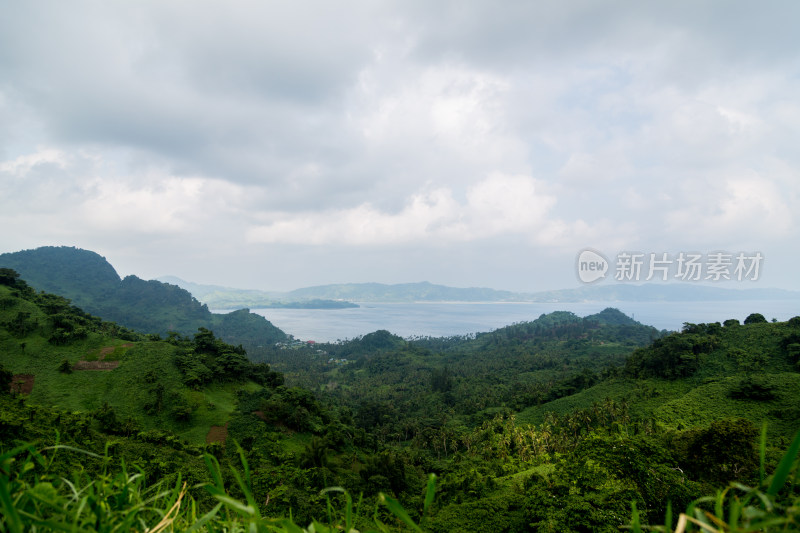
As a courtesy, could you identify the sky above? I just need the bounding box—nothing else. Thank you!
[1,1,799,293]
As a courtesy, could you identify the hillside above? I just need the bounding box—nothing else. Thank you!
[0,269,287,442]
[2,265,800,531]
[0,246,287,350]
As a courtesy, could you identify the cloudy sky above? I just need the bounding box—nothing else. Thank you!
[1,1,798,292]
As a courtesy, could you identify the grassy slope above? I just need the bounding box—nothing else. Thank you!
[517,319,800,439]
[0,285,257,444]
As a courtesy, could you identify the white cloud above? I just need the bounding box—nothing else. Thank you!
[246,173,577,245]
[665,174,794,245]
[2,2,800,290]
[0,148,67,176]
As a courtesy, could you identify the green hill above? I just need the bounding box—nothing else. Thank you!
[0,269,287,443]
[0,246,287,350]
[3,263,800,531]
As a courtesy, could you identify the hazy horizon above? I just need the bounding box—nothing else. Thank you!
[159,273,799,297]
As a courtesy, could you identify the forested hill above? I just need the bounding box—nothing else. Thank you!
[3,265,800,530]
[0,246,287,349]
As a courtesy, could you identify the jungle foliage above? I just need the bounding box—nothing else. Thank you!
[2,266,800,531]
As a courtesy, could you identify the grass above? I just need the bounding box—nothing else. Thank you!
[515,377,693,425]
[633,427,800,532]
[0,440,432,533]
[0,288,264,446]
[176,382,263,444]
[517,370,800,440]
[653,372,800,439]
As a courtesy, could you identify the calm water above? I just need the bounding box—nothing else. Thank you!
[247,300,800,342]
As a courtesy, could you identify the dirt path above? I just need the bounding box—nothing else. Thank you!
[10,374,34,394]
[97,346,115,359]
[206,422,229,444]
[74,361,120,370]
[74,343,133,371]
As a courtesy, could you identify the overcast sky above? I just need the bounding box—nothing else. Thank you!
[1,1,798,292]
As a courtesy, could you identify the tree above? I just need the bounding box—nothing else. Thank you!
[744,313,767,325]
[93,402,120,433]
[0,363,12,394]
[8,311,35,337]
[431,366,453,393]
[0,268,20,286]
[672,418,758,484]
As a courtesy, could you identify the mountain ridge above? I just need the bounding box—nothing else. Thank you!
[161,276,800,305]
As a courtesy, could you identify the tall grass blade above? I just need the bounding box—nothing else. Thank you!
[203,453,225,491]
[378,493,423,532]
[664,500,672,532]
[759,422,767,485]
[0,476,24,533]
[185,502,224,533]
[767,429,800,496]
[423,473,436,516]
[40,445,103,459]
[0,442,36,471]
[630,500,642,533]
[233,440,251,488]
[211,493,256,516]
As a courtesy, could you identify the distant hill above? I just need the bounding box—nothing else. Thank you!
[528,283,800,302]
[284,281,522,302]
[0,247,287,349]
[583,307,641,325]
[158,276,358,309]
[231,280,800,303]
[151,276,800,306]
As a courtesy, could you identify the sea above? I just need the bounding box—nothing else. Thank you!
[248,300,800,343]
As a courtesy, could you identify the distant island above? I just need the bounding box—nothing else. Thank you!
[157,276,359,310]
[160,277,800,307]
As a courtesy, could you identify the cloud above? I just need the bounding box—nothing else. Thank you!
[247,173,573,245]
[0,147,251,244]
[1,1,800,290]
[665,174,794,245]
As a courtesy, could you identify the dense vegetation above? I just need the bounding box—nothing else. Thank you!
[0,246,287,349]
[1,260,800,531]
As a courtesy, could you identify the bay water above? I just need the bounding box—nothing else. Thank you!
[249,300,800,342]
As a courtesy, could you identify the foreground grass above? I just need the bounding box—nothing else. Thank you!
[0,440,436,533]
[2,429,798,532]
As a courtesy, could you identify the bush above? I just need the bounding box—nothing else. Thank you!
[729,376,776,401]
[58,359,73,374]
[671,418,758,485]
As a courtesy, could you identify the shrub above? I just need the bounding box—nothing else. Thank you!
[57,359,73,374]
[729,376,776,401]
